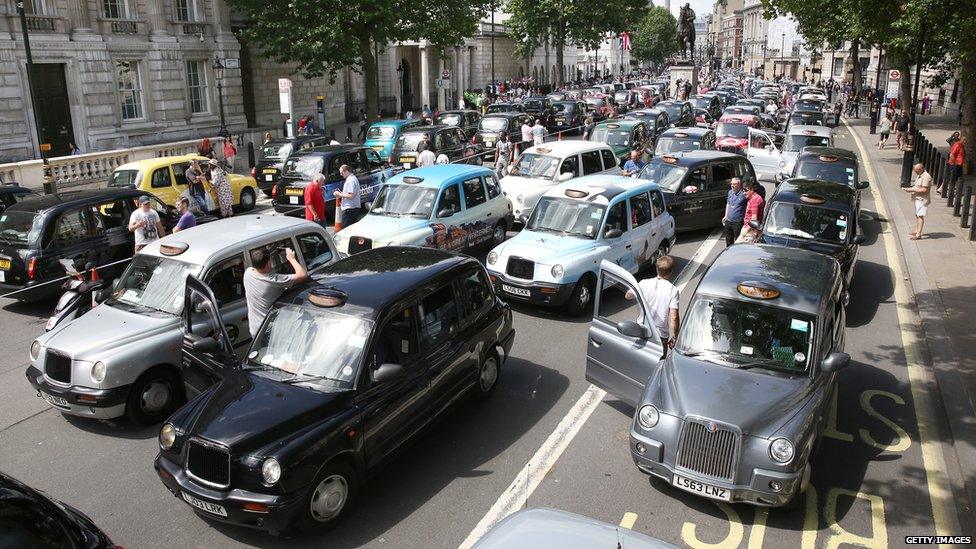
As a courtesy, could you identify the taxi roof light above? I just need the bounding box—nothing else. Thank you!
[818,155,839,162]
[661,155,679,164]
[159,242,189,256]
[402,176,424,184]
[737,282,781,299]
[564,189,589,198]
[308,287,348,308]
[800,194,826,204]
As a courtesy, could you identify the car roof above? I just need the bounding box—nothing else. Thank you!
[659,127,713,138]
[0,184,33,195]
[787,125,832,137]
[698,243,839,315]
[651,150,743,167]
[772,178,855,210]
[293,144,363,155]
[115,154,209,172]
[5,188,147,214]
[139,215,318,265]
[265,135,329,146]
[483,112,525,119]
[400,124,455,134]
[658,100,688,106]
[595,119,643,129]
[370,118,419,128]
[385,164,494,188]
[280,247,475,319]
[796,146,857,164]
[436,110,478,116]
[526,141,612,156]
[543,174,662,205]
[628,108,665,116]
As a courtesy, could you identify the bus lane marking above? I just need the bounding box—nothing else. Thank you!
[619,511,638,529]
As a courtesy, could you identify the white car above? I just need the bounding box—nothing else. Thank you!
[776,125,834,181]
[333,164,513,255]
[500,141,622,224]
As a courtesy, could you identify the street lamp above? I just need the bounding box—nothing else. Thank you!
[396,63,404,118]
[212,55,227,137]
[780,33,785,79]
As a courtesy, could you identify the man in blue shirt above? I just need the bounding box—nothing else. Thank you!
[722,177,746,246]
[621,150,645,177]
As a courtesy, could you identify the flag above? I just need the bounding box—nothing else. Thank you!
[620,31,631,51]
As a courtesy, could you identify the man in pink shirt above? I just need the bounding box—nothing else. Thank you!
[739,180,765,243]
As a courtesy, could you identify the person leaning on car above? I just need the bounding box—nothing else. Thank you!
[721,177,746,247]
[243,247,309,339]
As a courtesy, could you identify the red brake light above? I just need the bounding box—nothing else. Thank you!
[250,167,256,177]
[272,185,278,198]
[27,257,37,280]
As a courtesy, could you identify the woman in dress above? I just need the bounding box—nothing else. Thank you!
[210,160,234,218]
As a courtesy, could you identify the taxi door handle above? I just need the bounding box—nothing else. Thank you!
[590,338,603,347]
[485,213,491,217]
[625,245,632,250]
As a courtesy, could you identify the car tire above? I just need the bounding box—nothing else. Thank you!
[296,461,359,533]
[565,275,595,317]
[474,349,501,400]
[490,221,507,247]
[239,187,257,211]
[124,367,184,426]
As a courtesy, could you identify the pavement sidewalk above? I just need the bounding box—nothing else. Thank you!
[844,114,976,522]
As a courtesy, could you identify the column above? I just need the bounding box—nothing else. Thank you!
[66,0,95,38]
[147,0,172,39]
[420,42,430,111]
[389,46,401,117]
[437,54,446,112]
[457,46,466,103]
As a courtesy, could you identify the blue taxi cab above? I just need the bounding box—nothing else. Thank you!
[333,164,513,256]
[485,176,676,316]
[364,119,421,161]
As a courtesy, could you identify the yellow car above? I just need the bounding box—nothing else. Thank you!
[107,155,258,212]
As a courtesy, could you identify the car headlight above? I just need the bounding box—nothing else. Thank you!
[778,160,786,167]
[637,405,660,429]
[551,264,564,278]
[769,438,794,464]
[159,423,177,450]
[333,234,342,246]
[262,457,282,485]
[30,340,41,361]
[91,361,106,383]
[487,251,498,265]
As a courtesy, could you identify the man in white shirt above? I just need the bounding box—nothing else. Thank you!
[418,143,437,167]
[531,119,546,146]
[626,255,680,355]
[765,101,777,115]
[520,120,533,152]
[127,195,166,252]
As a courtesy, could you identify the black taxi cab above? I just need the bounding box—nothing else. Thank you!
[784,147,869,210]
[653,127,717,157]
[391,125,482,170]
[155,247,515,533]
[637,151,760,232]
[752,179,865,285]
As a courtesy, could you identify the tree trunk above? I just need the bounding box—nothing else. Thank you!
[554,7,564,87]
[359,35,380,122]
[850,38,862,95]
[960,58,975,175]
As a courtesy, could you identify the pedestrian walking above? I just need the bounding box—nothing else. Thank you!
[531,119,546,146]
[243,247,308,339]
[418,143,437,167]
[921,94,931,115]
[357,109,368,141]
[739,180,764,243]
[127,195,165,253]
[833,102,842,127]
[304,173,327,227]
[222,136,237,171]
[625,255,680,357]
[333,165,362,228]
[895,110,910,150]
[877,115,892,149]
[422,104,433,123]
[210,160,234,218]
[904,163,932,240]
[68,142,82,155]
[197,137,214,159]
[582,116,594,140]
[495,132,513,178]
[939,134,966,195]
[171,197,197,233]
[722,176,746,246]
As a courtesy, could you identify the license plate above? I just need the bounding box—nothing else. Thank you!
[399,156,414,164]
[285,188,303,196]
[484,139,495,147]
[181,492,228,517]
[289,196,299,205]
[0,259,9,269]
[502,284,530,297]
[264,174,274,181]
[262,169,277,174]
[0,270,4,282]
[403,163,411,169]
[41,391,69,408]
[672,474,731,501]
[556,118,565,123]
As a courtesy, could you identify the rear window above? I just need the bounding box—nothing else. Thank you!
[109,169,141,188]
[283,156,324,178]
[435,113,462,127]
[0,210,44,247]
[366,126,396,140]
[261,143,294,160]
[479,118,509,132]
[395,133,426,151]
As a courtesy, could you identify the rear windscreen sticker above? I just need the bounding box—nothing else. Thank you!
[790,319,809,332]
[740,345,754,355]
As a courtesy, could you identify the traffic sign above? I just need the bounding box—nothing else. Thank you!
[278,78,292,92]
[441,69,451,79]
[223,58,240,70]
[888,69,901,81]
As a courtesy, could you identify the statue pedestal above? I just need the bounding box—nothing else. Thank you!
[670,63,699,98]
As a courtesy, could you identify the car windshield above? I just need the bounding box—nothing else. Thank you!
[590,128,631,147]
[0,210,43,247]
[261,143,293,160]
[247,305,369,389]
[791,114,824,125]
[480,117,509,131]
[283,156,324,178]
[510,153,561,179]
[716,123,750,138]
[660,104,681,118]
[108,169,141,188]
[527,197,604,239]
[614,91,629,102]
[112,255,202,315]
[638,163,688,192]
[552,103,569,113]
[435,114,462,126]
[524,100,543,111]
[487,104,511,113]
[367,126,396,140]
[655,137,701,155]
[795,161,856,187]
[765,202,850,242]
[676,296,815,374]
[690,97,710,109]
[395,133,426,152]
[369,184,438,218]
[784,134,830,151]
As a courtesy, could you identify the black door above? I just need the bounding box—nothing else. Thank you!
[30,64,75,157]
[181,275,238,399]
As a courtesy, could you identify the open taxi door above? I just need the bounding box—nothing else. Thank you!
[585,260,664,408]
[181,274,238,399]
[747,128,780,181]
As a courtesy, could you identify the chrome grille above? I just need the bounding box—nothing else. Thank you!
[348,236,373,254]
[186,439,231,488]
[45,351,71,384]
[506,257,534,279]
[675,419,739,481]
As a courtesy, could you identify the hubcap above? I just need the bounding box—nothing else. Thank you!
[479,357,498,391]
[579,283,590,306]
[242,191,254,207]
[140,379,171,414]
[493,224,505,244]
[309,475,348,522]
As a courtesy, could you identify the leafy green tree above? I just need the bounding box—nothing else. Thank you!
[631,7,678,67]
[227,0,491,122]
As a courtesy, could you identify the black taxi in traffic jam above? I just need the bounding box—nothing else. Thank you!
[155,247,515,533]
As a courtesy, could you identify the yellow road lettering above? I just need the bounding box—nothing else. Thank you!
[800,484,820,549]
[619,512,638,530]
[680,502,744,549]
[824,388,855,443]
[746,507,768,549]
[858,390,912,452]
[823,488,888,548]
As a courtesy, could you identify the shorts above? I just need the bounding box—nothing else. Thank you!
[914,199,928,217]
[880,131,890,139]
[738,225,759,243]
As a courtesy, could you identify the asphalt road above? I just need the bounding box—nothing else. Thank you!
[0,125,958,548]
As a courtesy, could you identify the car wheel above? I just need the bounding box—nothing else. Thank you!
[239,187,257,211]
[296,461,358,532]
[490,221,507,247]
[125,368,183,426]
[565,275,594,317]
[476,350,502,397]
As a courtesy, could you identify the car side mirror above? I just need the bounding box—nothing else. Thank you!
[748,219,762,230]
[604,228,623,239]
[373,363,404,383]
[617,320,649,339]
[820,352,850,373]
[852,234,866,245]
[857,180,870,190]
[185,333,220,354]
[437,208,455,218]
[558,171,574,182]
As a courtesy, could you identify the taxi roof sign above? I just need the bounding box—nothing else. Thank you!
[802,130,818,135]
[535,147,552,154]
[564,189,589,198]
[606,123,620,129]
[662,155,679,164]
[800,194,826,204]
[308,287,348,308]
[817,155,839,162]
[159,242,189,256]
[402,176,424,184]
[737,282,781,300]
[673,132,689,138]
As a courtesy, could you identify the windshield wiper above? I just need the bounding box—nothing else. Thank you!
[281,372,335,385]
[770,228,815,239]
[732,357,797,372]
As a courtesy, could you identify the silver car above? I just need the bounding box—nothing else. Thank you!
[587,244,849,507]
[26,215,338,424]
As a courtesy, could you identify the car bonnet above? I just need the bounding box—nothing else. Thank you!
[43,300,175,359]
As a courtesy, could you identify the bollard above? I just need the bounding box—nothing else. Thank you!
[247,142,255,169]
[970,205,976,241]
[346,127,353,143]
[947,175,956,206]
[953,178,964,215]
[333,198,343,231]
[961,186,973,228]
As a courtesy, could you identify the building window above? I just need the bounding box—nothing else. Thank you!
[116,61,144,121]
[186,60,209,114]
[175,0,197,22]
[103,0,129,19]
[24,0,50,15]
